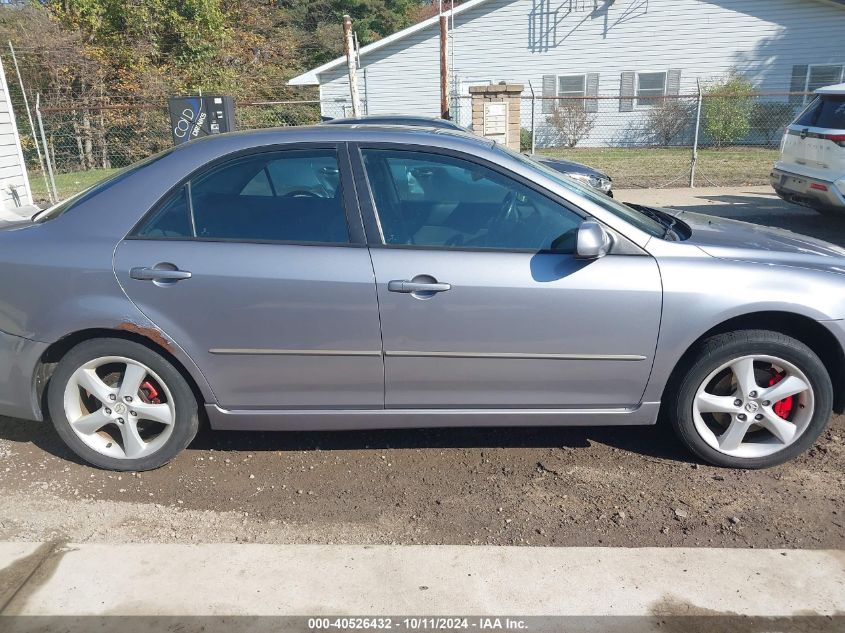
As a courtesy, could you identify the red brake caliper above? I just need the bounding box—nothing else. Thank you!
[768,371,794,420]
[140,381,161,405]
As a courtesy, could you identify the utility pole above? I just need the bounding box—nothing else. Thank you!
[343,15,361,117]
[439,14,449,120]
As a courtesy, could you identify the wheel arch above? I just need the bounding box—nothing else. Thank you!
[34,327,212,420]
[664,311,845,414]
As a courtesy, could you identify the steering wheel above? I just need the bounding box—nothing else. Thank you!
[282,190,321,198]
[486,191,518,243]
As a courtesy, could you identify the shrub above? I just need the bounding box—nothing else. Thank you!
[546,101,596,148]
[750,102,796,146]
[702,73,755,147]
[644,98,695,146]
[520,127,533,152]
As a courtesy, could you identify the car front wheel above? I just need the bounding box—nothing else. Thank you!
[48,338,199,471]
[671,330,832,468]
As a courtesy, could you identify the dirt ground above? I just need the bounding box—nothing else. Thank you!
[0,187,843,549]
[0,416,843,548]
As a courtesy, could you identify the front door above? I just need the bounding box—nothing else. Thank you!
[114,146,383,410]
[355,147,662,409]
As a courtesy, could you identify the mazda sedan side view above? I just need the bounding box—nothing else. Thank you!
[1,125,844,471]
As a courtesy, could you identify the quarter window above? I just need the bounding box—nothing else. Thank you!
[361,149,582,253]
[637,72,667,106]
[135,150,349,244]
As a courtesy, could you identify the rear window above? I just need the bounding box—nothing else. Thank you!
[794,96,845,129]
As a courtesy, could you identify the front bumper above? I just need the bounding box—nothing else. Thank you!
[0,329,47,421]
[771,168,845,212]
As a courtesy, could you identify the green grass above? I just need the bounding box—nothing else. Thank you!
[30,168,120,203]
[537,146,779,189]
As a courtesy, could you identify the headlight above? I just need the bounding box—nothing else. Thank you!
[567,172,612,193]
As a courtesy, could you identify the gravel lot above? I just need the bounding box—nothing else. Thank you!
[1,187,843,549]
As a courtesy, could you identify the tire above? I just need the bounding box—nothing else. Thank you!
[48,337,199,471]
[669,330,832,469]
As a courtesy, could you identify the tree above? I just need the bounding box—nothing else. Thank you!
[546,101,595,148]
[644,98,694,146]
[702,72,755,147]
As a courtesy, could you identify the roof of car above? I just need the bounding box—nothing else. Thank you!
[322,116,466,132]
[816,82,845,95]
[168,124,496,166]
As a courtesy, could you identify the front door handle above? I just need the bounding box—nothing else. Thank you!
[388,280,451,293]
[130,266,192,282]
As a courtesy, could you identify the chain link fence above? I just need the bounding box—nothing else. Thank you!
[23,98,357,202]
[455,92,808,190]
[12,86,810,204]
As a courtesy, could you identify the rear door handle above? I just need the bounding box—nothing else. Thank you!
[130,266,192,282]
[388,280,451,293]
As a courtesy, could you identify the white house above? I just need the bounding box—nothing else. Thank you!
[290,0,845,146]
[0,55,31,214]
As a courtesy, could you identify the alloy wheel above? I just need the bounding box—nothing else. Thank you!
[692,354,815,459]
[62,356,176,460]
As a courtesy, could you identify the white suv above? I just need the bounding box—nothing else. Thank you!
[771,83,845,214]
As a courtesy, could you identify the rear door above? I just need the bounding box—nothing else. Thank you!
[352,145,662,410]
[114,144,384,411]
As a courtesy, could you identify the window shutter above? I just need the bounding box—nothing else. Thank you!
[790,64,808,106]
[667,69,682,95]
[620,71,635,112]
[542,74,556,114]
[585,73,600,113]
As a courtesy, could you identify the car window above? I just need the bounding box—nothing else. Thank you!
[362,149,583,252]
[795,96,845,129]
[135,185,192,238]
[136,150,349,244]
[499,146,667,238]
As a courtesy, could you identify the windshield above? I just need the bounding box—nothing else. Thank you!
[33,148,176,223]
[498,146,666,238]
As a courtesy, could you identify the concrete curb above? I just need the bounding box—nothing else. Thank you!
[0,543,842,616]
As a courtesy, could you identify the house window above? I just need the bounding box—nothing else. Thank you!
[558,75,586,97]
[637,72,666,106]
[558,74,586,110]
[805,64,845,100]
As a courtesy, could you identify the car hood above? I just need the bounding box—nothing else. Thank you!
[664,208,845,274]
[532,156,609,179]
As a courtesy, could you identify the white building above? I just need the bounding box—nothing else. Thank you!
[290,0,845,145]
[0,55,31,214]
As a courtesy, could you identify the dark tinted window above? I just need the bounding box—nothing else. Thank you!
[136,185,191,238]
[136,150,349,244]
[362,149,582,252]
[795,96,845,129]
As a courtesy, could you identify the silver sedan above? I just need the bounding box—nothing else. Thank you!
[0,125,843,471]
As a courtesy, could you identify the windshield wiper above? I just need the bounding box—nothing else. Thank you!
[624,203,679,239]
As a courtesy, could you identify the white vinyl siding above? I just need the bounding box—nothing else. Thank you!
[313,0,845,145]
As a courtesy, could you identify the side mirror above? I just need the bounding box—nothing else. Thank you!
[575,220,612,259]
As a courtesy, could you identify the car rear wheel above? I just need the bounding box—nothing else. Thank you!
[48,338,198,471]
[670,330,832,468]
